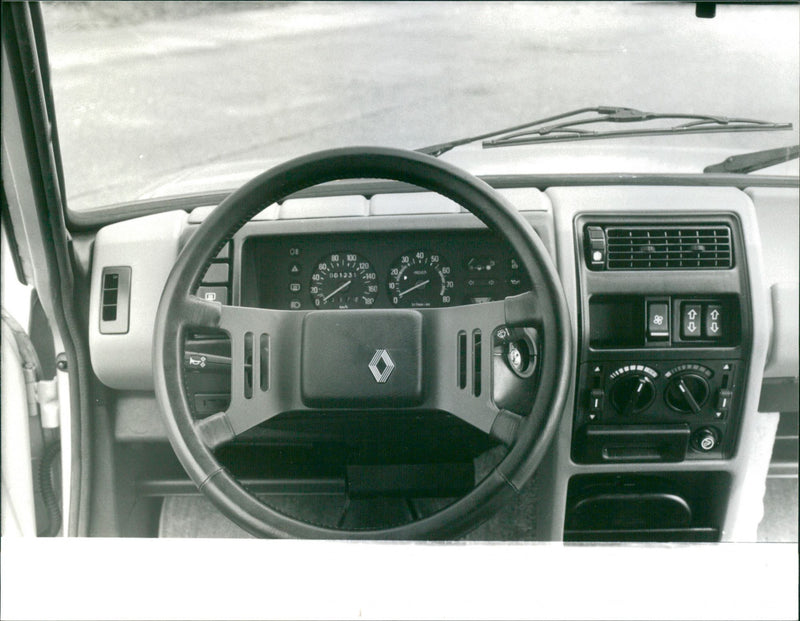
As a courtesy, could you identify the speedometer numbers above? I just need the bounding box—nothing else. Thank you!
[310,252,378,308]
[388,250,454,307]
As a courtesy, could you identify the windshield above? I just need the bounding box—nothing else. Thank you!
[41,1,800,211]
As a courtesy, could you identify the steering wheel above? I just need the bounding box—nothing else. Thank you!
[153,147,572,539]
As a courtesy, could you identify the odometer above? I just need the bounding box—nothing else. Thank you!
[388,250,454,307]
[310,252,378,308]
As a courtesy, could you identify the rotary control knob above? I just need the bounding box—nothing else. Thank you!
[609,372,656,416]
[665,372,710,414]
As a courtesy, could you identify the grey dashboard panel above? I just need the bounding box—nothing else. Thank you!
[282,195,368,219]
[187,188,548,221]
[188,203,279,224]
[89,210,188,390]
[370,192,461,215]
[746,187,799,288]
[765,282,799,380]
[746,187,799,381]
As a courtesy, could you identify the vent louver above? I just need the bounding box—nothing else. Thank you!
[99,266,131,334]
[101,272,120,322]
[604,225,733,270]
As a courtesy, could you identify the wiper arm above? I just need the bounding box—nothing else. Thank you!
[703,144,800,174]
[416,106,619,157]
[483,107,792,147]
[417,106,792,156]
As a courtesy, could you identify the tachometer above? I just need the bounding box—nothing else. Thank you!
[388,250,454,307]
[310,252,378,308]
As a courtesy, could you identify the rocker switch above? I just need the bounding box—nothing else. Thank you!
[717,389,732,412]
[585,226,606,268]
[647,302,669,340]
[705,304,723,339]
[589,389,604,414]
[681,303,702,339]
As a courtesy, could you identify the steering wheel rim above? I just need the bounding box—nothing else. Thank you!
[153,146,572,539]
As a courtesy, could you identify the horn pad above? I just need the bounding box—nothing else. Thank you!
[300,310,423,407]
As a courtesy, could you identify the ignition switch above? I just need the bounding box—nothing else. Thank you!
[495,326,538,378]
[507,342,525,373]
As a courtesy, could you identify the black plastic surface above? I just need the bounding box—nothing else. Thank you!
[580,424,691,463]
[569,492,692,529]
[573,213,752,464]
[573,359,744,462]
[346,463,473,498]
[301,310,424,407]
[564,472,729,542]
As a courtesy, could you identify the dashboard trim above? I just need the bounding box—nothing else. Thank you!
[67,173,798,230]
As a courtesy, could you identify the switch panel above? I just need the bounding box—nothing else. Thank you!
[672,297,737,346]
[573,359,743,463]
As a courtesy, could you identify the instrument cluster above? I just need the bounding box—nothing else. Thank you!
[242,231,529,310]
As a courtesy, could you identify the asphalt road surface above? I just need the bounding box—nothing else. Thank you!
[41,1,799,210]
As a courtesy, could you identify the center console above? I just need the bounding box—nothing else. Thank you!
[572,215,751,465]
[544,187,763,543]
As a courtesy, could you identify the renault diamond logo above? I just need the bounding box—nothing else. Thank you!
[368,349,395,383]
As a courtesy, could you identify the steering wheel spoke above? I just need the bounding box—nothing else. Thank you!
[420,293,539,445]
[190,303,306,447]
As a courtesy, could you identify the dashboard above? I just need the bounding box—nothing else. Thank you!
[85,182,798,542]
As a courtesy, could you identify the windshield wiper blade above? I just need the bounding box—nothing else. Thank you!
[416,106,792,156]
[416,106,619,157]
[482,107,792,148]
[703,144,800,174]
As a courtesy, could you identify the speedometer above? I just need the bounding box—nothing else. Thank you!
[388,250,454,307]
[310,252,378,308]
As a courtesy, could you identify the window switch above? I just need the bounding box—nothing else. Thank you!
[705,304,723,338]
[681,303,702,339]
[647,302,669,340]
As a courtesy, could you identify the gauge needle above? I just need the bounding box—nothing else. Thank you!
[398,279,430,298]
[322,280,352,302]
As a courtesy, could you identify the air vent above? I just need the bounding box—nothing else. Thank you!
[472,330,482,397]
[457,331,467,389]
[99,266,131,334]
[602,225,733,270]
[101,273,119,322]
